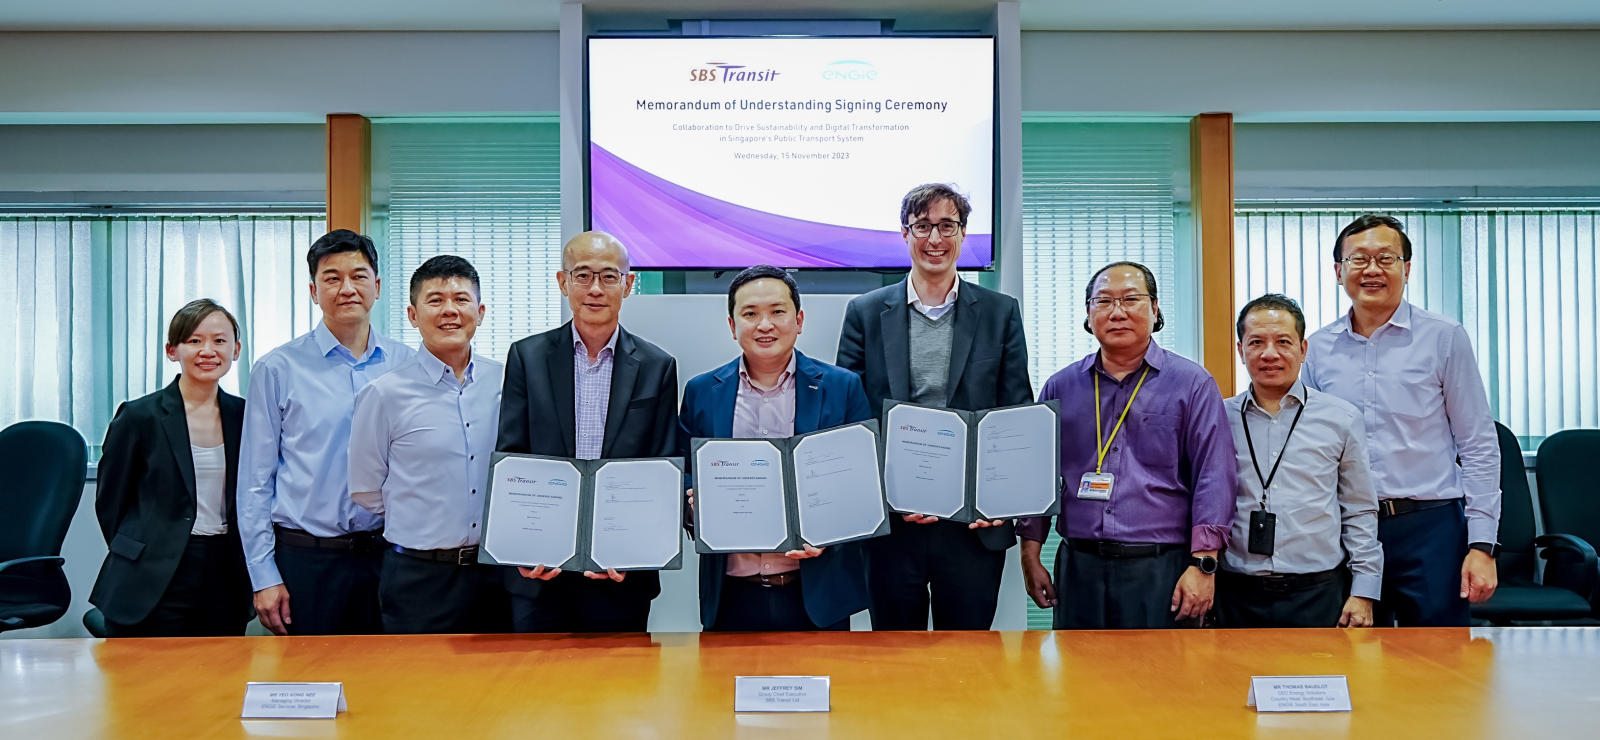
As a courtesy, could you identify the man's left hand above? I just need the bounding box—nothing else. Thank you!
[583,568,626,582]
[968,519,1008,529]
[785,544,826,559]
[1171,566,1214,620]
[1337,596,1375,627]
[1461,549,1498,603]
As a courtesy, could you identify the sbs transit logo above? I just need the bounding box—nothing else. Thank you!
[506,476,538,484]
[689,63,781,83]
[822,60,878,81]
[708,460,740,467]
[898,424,927,434]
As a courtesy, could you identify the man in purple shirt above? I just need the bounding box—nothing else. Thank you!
[1020,262,1237,629]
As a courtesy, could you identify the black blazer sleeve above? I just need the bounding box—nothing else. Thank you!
[94,402,143,546]
[649,358,680,459]
[999,296,1035,407]
[497,342,532,454]
[836,299,867,378]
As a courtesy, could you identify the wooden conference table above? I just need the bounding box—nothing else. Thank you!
[3,627,1598,739]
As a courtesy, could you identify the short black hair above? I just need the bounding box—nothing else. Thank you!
[166,298,241,349]
[727,265,801,318]
[409,255,481,306]
[1334,214,1412,263]
[900,183,972,228]
[1236,293,1306,341]
[306,229,381,281]
[1082,261,1164,333]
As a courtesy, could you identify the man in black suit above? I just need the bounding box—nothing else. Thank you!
[496,231,680,632]
[836,183,1034,631]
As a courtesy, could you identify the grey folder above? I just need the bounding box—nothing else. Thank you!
[691,419,892,555]
[477,452,684,572]
[881,399,1063,523]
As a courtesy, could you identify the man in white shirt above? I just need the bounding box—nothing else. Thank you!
[350,256,507,634]
[1302,214,1500,627]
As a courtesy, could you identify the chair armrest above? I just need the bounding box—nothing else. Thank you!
[0,555,66,576]
[1535,534,1599,602]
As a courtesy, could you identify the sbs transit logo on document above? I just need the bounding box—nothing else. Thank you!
[898,424,927,434]
[708,460,740,467]
[506,476,539,485]
[688,63,782,83]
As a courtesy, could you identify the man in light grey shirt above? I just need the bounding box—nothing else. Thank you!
[1218,294,1382,628]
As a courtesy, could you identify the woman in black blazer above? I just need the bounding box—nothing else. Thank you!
[89,299,253,637]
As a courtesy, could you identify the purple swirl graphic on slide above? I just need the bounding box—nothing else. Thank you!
[590,143,992,269]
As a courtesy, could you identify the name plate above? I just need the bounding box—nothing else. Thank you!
[241,682,348,719]
[734,676,831,713]
[1246,675,1351,713]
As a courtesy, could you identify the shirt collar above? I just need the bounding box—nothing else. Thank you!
[1243,380,1306,415]
[738,352,798,393]
[573,323,621,357]
[906,276,960,311]
[1330,300,1413,336]
[313,321,386,364]
[417,343,474,386]
[1085,338,1165,378]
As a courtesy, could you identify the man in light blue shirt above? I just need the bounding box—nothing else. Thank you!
[237,230,415,636]
[1302,214,1501,627]
[350,256,506,634]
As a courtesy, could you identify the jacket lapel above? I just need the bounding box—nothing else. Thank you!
[880,280,911,401]
[709,359,740,439]
[157,378,197,503]
[220,390,244,520]
[793,351,824,435]
[546,322,578,457]
[944,285,980,405]
[600,328,641,459]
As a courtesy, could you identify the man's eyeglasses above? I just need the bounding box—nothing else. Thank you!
[565,269,628,287]
[1088,294,1154,312]
[1340,253,1405,269]
[906,221,964,239]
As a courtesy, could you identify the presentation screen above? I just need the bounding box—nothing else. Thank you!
[587,36,995,269]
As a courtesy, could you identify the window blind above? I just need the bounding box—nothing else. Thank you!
[376,122,564,366]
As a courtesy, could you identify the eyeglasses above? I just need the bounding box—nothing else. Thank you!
[1340,253,1405,269]
[906,221,964,239]
[565,269,628,287]
[1088,294,1154,312]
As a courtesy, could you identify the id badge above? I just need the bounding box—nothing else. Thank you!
[1248,509,1277,556]
[1077,472,1114,501]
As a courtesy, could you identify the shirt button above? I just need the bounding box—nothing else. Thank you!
[472,523,477,528]
[1105,507,1113,514]
[470,455,474,460]
[1367,372,1374,377]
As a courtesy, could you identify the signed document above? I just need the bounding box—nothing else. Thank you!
[478,453,684,572]
[691,420,891,554]
[879,400,1062,522]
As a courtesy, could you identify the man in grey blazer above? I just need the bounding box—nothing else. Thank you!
[836,183,1034,630]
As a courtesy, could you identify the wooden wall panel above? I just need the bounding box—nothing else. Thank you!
[1191,113,1235,393]
[326,113,371,234]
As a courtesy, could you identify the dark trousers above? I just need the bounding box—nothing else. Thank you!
[1215,568,1345,628]
[865,518,1006,630]
[274,537,384,636]
[510,570,658,633]
[709,577,850,632]
[379,549,510,635]
[104,535,248,638]
[1053,540,1194,630]
[1376,499,1472,627]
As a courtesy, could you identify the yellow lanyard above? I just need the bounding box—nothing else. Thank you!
[1094,366,1150,474]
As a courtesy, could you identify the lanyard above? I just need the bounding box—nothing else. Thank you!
[1093,367,1150,474]
[1240,391,1306,509]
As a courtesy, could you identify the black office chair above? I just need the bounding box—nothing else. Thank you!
[1536,429,1600,618]
[1473,424,1596,624]
[0,421,87,632]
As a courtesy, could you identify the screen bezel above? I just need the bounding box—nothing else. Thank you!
[583,34,1000,272]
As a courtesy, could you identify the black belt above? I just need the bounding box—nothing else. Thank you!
[1377,498,1458,520]
[392,544,480,566]
[1219,567,1341,590]
[274,525,387,553]
[731,571,799,587]
[1069,539,1187,558]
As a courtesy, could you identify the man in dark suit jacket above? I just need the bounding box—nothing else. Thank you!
[496,232,679,632]
[682,266,873,631]
[836,184,1034,631]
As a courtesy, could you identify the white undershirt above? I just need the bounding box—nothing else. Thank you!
[190,443,228,536]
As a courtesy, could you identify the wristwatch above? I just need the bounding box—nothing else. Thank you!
[1469,542,1501,559]
[1189,555,1218,575]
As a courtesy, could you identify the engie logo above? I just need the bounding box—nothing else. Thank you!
[709,460,739,467]
[689,63,782,83]
[547,479,569,487]
[750,459,772,467]
[899,424,927,434]
[937,430,956,438]
[822,60,878,81]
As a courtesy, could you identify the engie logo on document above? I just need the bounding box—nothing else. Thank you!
[750,459,772,467]
[822,60,878,81]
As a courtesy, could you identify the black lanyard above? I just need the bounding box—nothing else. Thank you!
[1240,393,1306,510]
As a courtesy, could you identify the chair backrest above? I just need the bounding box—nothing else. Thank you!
[1493,423,1537,583]
[1535,429,1600,552]
[0,421,88,563]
